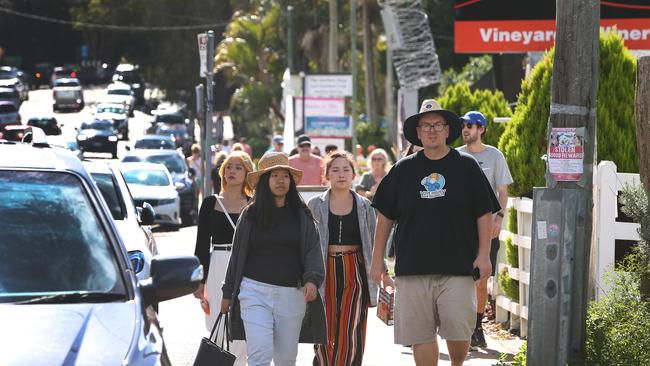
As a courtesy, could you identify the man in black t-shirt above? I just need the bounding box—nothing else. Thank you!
[370,99,499,366]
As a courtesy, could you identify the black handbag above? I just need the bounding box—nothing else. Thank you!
[193,313,237,366]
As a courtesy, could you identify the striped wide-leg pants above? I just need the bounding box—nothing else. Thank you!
[313,250,369,366]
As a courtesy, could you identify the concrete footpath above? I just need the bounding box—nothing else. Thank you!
[296,313,523,365]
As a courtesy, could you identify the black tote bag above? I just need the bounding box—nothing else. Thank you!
[193,312,237,366]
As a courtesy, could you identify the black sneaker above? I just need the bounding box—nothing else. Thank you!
[471,327,488,348]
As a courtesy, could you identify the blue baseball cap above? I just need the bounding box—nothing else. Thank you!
[461,111,487,127]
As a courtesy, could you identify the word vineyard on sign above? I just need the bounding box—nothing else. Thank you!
[454,0,650,53]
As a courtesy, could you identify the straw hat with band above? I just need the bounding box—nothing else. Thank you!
[247,152,303,189]
[403,99,462,147]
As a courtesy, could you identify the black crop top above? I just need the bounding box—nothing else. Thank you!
[328,197,362,246]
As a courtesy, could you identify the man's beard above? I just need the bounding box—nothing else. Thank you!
[463,134,478,144]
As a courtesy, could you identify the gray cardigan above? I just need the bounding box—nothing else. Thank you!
[307,190,378,307]
[221,205,327,344]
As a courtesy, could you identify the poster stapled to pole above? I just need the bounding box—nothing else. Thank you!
[548,127,585,182]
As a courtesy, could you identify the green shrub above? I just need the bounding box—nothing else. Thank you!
[494,342,527,366]
[586,255,650,365]
[508,207,518,234]
[505,236,519,268]
[499,30,638,198]
[438,82,513,148]
[498,267,519,301]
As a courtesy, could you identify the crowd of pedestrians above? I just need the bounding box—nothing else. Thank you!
[189,99,512,366]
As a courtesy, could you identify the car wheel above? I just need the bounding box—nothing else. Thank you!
[167,224,180,232]
[112,149,118,159]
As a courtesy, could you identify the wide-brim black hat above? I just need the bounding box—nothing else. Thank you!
[403,99,461,147]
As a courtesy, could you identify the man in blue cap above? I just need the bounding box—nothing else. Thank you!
[456,111,513,350]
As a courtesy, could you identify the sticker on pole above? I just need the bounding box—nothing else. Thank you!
[548,127,585,182]
[197,33,208,77]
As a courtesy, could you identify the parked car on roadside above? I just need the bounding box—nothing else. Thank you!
[53,78,84,112]
[122,149,198,226]
[0,66,28,101]
[134,135,177,150]
[0,131,202,365]
[95,102,129,140]
[119,162,182,230]
[0,101,21,130]
[76,119,118,158]
[84,161,159,282]
[27,116,61,135]
[151,122,193,157]
[0,86,21,108]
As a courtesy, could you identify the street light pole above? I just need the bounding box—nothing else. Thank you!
[350,0,357,152]
[287,5,294,73]
[203,30,215,197]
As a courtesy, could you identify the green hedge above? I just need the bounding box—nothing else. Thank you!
[508,207,518,234]
[498,31,638,198]
[498,267,519,301]
[438,82,513,148]
[505,236,519,268]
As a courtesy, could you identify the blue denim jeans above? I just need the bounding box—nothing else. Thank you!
[238,277,306,366]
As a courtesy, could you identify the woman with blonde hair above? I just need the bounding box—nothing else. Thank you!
[355,148,391,200]
[193,150,254,365]
[309,151,377,365]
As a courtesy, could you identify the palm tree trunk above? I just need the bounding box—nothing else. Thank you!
[362,0,377,127]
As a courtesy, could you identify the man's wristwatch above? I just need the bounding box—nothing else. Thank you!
[496,211,505,218]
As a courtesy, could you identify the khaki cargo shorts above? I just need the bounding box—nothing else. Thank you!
[394,275,476,345]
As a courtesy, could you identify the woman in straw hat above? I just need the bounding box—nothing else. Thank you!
[221,152,327,366]
[193,151,254,365]
[308,151,378,366]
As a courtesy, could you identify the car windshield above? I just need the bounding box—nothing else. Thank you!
[91,172,126,220]
[0,104,17,113]
[135,139,176,150]
[108,89,131,96]
[0,171,123,301]
[0,91,17,99]
[122,169,170,186]
[84,121,113,130]
[97,105,125,114]
[155,125,188,138]
[28,118,55,126]
[144,154,186,174]
[55,80,79,87]
[0,70,14,79]
[155,114,184,124]
[56,90,78,99]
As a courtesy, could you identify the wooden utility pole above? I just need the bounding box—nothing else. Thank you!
[527,1,599,365]
[328,0,338,72]
[635,57,650,192]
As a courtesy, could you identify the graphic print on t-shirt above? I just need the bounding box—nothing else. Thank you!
[420,173,446,199]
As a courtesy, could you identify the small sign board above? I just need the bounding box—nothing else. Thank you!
[197,33,208,77]
[548,127,585,182]
[305,116,352,138]
[305,74,353,97]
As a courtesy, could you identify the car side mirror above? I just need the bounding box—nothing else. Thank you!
[136,202,155,225]
[139,255,203,304]
[125,145,131,151]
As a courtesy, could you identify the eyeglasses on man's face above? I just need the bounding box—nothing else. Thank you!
[462,122,478,129]
[417,123,447,132]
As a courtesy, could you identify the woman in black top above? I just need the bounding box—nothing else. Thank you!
[220,152,326,366]
[193,151,253,365]
[308,151,378,366]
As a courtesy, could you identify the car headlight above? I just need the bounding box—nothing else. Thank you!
[108,135,118,142]
[158,198,176,205]
[77,135,87,141]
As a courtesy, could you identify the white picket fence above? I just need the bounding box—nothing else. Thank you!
[491,161,642,337]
